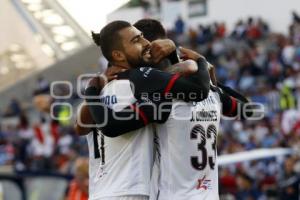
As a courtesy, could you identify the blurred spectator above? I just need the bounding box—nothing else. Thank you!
[0,124,15,165]
[282,38,295,66]
[188,27,198,49]
[292,11,300,23]
[232,20,247,39]
[216,22,226,38]
[281,109,300,135]
[265,51,284,84]
[246,17,262,41]
[219,168,237,194]
[236,172,262,199]
[3,98,22,117]
[279,85,296,111]
[29,120,55,170]
[66,157,89,200]
[33,76,50,96]
[279,157,300,199]
[290,12,300,45]
[33,94,53,113]
[14,114,33,170]
[174,16,185,35]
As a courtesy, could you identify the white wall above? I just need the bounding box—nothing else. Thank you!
[107,7,145,24]
[58,0,130,32]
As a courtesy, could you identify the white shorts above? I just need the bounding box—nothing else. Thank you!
[96,195,148,200]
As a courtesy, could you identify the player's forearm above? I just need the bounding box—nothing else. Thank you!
[212,85,253,119]
[193,57,211,92]
[170,76,209,102]
[74,103,94,136]
[217,82,249,103]
[74,123,91,136]
[163,60,197,76]
[179,57,210,100]
[166,57,210,98]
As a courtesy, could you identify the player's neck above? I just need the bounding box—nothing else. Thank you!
[111,61,130,70]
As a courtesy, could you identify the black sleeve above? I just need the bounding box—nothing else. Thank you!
[85,86,172,137]
[217,81,249,103]
[210,85,253,119]
[118,58,210,102]
[85,86,146,137]
[185,57,210,96]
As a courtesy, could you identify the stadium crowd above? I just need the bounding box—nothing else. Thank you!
[1,13,300,199]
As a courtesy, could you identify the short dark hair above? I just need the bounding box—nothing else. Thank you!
[91,20,131,61]
[134,19,166,41]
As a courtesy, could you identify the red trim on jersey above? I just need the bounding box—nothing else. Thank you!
[163,73,181,95]
[227,97,237,116]
[130,104,149,125]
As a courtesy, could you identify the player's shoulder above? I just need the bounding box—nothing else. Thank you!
[100,79,136,109]
[128,67,163,78]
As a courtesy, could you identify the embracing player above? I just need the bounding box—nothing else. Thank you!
[76,20,210,200]
[133,20,252,199]
[76,19,253,200]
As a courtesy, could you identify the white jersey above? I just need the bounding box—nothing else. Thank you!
[87,80,154,200]
[152,90,221,200]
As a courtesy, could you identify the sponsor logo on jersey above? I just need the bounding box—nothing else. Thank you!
[99,95,117,106]
[196,175,212,190]
[94,166,108,183]
[139,67,152,78]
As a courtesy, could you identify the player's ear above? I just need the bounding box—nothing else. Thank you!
[112,50,126,62]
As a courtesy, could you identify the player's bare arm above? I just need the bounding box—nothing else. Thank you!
[74,102,94,135]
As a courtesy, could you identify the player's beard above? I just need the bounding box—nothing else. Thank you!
[125,52,152,68]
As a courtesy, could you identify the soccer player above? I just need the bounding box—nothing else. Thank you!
[133,19,251,199]
[78,20,211,200]
[77,19,252,200]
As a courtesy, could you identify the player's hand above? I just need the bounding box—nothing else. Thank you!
[86,67,126,91]
[179,47,204,61]
[98,66,127,86]
[208,62,217,86]
[104,66,126,82]
[150,39,176,63]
